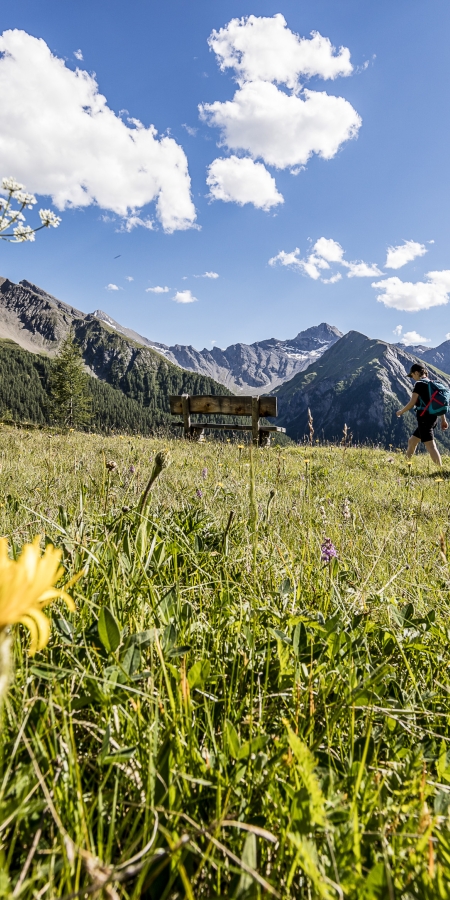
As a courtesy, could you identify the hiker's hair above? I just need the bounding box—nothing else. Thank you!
[410,363,428,377]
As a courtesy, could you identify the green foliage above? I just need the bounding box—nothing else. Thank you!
[3,435,450,897]
[0,336,234,435]
[49,331,92,428]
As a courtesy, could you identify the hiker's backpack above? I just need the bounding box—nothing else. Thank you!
[416,379,450,417]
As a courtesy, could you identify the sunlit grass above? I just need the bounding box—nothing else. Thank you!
[1,428,450,898]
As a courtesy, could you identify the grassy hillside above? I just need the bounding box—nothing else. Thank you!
[0,338,232,433]
[2,430,450,897]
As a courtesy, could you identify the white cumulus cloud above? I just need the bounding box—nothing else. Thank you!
[194,271,219,278]
[106,283,121,291]
[173,290,198,304]
[269,248,302,268]
[400,331,431,345]
[269,246,329,280]
[119,215,154,232]
[373,271,450,311]
[201,82,361,170]
[200,16,361,207]
[312,237,344,263]
[385,240,427,270]
[207,156,283,209]
[344,260,382,278]
[322,273,342,284]
[269,237,379,283]
[74,49,83,61]
[146,286,169,293]
[208,14,353,89]
[0,29,196,232]
[125,276,134,282]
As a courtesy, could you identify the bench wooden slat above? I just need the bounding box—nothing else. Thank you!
[172,422,285,433]
[169,395,277,417]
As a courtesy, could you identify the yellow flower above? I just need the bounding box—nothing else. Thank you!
[0,536,76,655]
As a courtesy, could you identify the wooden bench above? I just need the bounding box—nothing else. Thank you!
[169,394,286,446]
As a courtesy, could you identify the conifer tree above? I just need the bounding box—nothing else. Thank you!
[49,332,92,429]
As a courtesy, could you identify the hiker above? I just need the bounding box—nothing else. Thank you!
[396,363,449,466]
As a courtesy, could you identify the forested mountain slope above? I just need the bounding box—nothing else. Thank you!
[0,279,233,428]
[0,339,230,433]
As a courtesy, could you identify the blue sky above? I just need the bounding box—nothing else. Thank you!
[1,0,450,351]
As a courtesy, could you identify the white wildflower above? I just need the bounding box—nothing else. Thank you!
[342,498,351,520]
[15,191,37,206]
[7,211,25,223]
[39,209,61,228]
[0,176,61,242]
[13,224,35,242]
[2,177,23,193]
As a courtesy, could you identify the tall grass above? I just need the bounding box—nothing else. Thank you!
[1,429,450,898]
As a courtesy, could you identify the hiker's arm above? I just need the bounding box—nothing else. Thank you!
[396,393,419,416]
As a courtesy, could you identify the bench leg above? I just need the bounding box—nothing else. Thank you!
[191,427,206,442]
[251,397,260,446]
[182,394,191,439]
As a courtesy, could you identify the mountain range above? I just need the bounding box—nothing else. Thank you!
[275,331,450,449]
[1,275,450,447]
[399,341,450,377]
[93,310,343,393]
[0,276,343,393]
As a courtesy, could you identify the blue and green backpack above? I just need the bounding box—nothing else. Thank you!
[416,379,450,417]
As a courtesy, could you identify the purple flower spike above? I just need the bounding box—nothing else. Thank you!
[196,488,203,499]
[129,465,135,474]
[202,467,208,480]
[321,538,337,563]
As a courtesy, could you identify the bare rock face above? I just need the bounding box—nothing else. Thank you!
[0,278,84,352]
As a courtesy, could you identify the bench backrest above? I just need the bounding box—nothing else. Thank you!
[169,394,277,417]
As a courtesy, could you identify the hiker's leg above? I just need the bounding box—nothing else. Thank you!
[424,439,442,467]
[406,436,420,458]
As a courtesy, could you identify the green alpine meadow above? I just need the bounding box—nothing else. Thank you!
[2,428,450,899]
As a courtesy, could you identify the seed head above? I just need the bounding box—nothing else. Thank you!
[154,449,171,474]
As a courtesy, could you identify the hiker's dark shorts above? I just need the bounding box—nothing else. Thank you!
[413,413,438,443]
